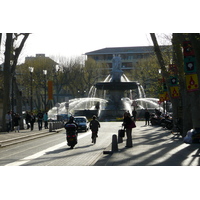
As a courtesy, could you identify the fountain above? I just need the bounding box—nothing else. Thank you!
[48,54,162,121]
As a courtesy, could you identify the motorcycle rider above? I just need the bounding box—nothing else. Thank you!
[64,116,78,148]
[65,116,78,134]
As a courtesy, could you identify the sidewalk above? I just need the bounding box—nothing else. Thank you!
[94,121,200,166]
[0,126,63,147]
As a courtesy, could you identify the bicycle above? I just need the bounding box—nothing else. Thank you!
[171,118,183,137]
[91,130,98,144]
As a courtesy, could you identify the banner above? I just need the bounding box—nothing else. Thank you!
[184,56,196,73]
[183,41,195,56]
[170,86,180,98]
[48,80,53,100]
[164,91,170,101]
[185,74,199,92]
[159,93,165,102]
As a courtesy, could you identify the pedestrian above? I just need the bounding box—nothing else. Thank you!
[25,111,31,129]
[30,112,35,131]
[89,115,100,143]
[132,108,137,122]
[43,112,48,129]
[144,108,150,125]
[5,111,12,132]
[122,111,134,148]
[13,113,21,132]
[37,110,43,130]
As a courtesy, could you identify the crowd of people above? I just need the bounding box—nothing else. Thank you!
[5,110,49,133]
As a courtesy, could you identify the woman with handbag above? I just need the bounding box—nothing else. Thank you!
[122,111,136,148]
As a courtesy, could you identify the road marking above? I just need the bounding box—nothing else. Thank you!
[5,131,91,166]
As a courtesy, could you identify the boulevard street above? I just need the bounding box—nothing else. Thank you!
[0,122,122,166]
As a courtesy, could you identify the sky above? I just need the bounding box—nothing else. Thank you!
[2,0,200,64]
[21,32,153,60]
[2,0,190,63]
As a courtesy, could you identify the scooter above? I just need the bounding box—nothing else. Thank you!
[150,113,165,126]
[65,123,78,149]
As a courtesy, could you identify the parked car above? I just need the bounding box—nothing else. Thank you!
[74,116,89,132]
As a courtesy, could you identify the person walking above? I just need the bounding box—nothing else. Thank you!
[30,112,35,131]
[25,111,31,129]
[37,110,43,130]
[5,111,12,132]
[144,108,150,125]
[122,111,134,148]
[13,113,21,132]
[89,115,100,143]
[43,112,48,129]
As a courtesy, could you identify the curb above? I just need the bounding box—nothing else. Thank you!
[0,128,64,148]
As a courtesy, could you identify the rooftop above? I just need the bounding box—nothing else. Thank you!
[85,45,171,55]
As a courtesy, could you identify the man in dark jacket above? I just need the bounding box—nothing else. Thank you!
[25,111,31,129]
[144,109,150,125]
[89,115,100,143]
[37,110,43,130]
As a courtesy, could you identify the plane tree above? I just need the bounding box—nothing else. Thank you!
[1,33,30,131]
[151,33,200,136]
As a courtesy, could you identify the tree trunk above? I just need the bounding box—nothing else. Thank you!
[188,33,200,129]
[172,33,192,136]
[2,33,12,131]
[0,33,2,51]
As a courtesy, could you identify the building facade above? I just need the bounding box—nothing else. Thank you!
[85,46,171,70]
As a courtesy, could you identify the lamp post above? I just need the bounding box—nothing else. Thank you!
[43,70,47,111]
[55,64,60,117]
[29,67,34,112]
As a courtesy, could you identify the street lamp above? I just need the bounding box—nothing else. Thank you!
[43,70,47,111]
[29,67,34,112]
[55,64,60,117]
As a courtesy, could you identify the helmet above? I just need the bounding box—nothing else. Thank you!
[69,116,74,121]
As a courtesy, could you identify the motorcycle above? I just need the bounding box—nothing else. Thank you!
[65,123,78,149]
[150,113,165,126]
[163,114,173,130]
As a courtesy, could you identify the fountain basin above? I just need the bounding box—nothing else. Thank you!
[94,81,139,90]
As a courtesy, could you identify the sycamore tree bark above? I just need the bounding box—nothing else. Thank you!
[12,34,29,129]
[151,33,200,136]
[0,33,2,50]
[2,33,29,131]
[188,33,200,129]
[2,33,13,131]
[172,33,192,136]
[150,33,184,135]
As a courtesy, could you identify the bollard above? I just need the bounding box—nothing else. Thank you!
[49,123,52,132]
[111,134,118,152]
[118,132,123,143]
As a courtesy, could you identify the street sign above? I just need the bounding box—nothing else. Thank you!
[184,56,196,73]
[185,74,199,92]
[65,97,69,108]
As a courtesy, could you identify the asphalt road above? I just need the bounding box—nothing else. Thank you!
[0,122,123,166]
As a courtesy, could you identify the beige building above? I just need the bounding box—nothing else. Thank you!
[85,46,171,69]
